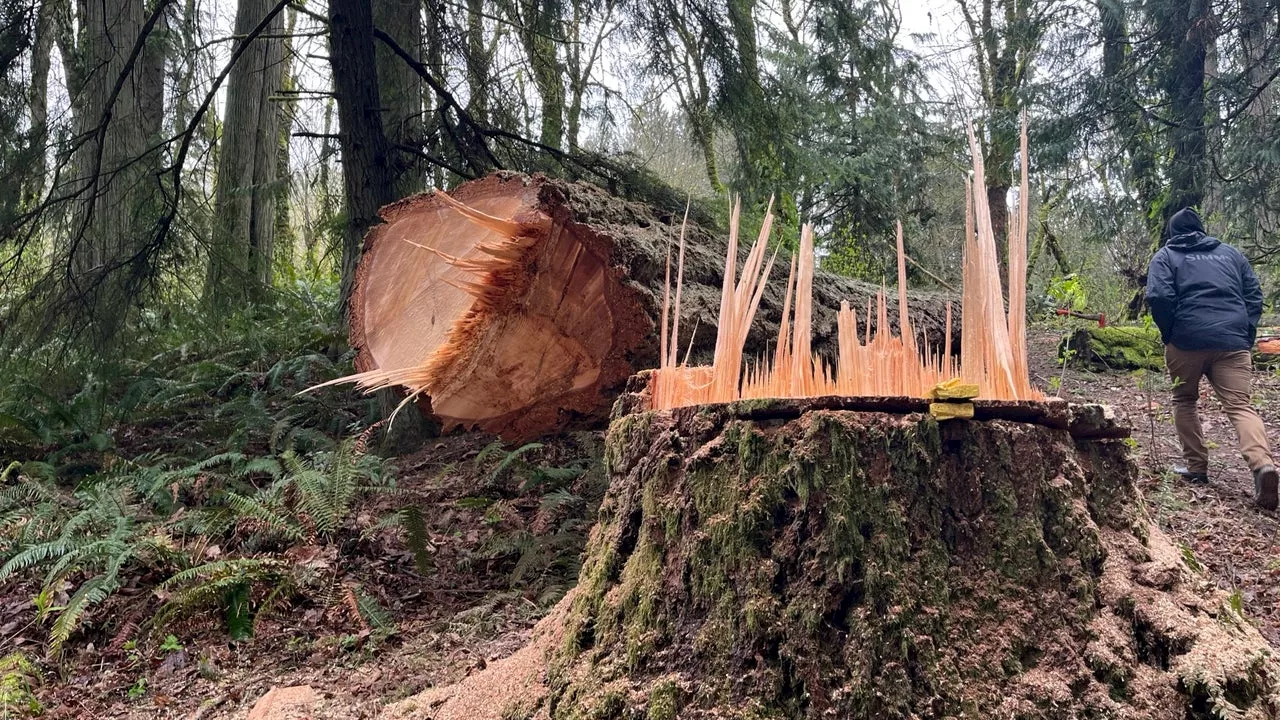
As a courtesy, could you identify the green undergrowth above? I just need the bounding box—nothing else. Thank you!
[0,652,41,716]
[0,285,407,659]
[0,284,608,680]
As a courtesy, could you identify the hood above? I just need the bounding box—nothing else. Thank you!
[1166,207,1220,251]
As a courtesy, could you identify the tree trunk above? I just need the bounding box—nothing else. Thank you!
[329,0,397,319]
[308,96,338,272]
[518,0,566,151]
[206,0,286,307]
[26,0,54,206]
[172,0,197,132]
[1240,0,1276,245]
[384,394,1280,719]
[70,0,166,342]
[423,0,446,188]
[1161,0,1210,223]
[274,5,298,271]
[689,104,723,194]
[565,0,586,150]
[348,172,956,440]
[465,0,493,126]
[373,0,425,196]
[723,0,780,201]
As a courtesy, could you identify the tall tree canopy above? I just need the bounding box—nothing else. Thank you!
[2,0,1280,351]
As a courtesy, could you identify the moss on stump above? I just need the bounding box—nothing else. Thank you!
[385,399,1280,720]
[1059,326,1164,371]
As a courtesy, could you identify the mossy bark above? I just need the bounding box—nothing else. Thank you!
[541,400,1280,719]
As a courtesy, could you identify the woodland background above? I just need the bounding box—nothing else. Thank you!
[1,0,1279,713]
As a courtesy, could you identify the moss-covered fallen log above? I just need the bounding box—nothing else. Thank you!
[1063,325,1280,371]
[1058,325,1164,371]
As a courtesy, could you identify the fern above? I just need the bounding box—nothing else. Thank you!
[48,572,119,655]
[351,585,394,632]
[155,558,290,631]
[225,492,306,542]
[402,505,432,575]
[0,539,76,579]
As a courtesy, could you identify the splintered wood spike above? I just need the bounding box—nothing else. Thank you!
[649,125,1041,410]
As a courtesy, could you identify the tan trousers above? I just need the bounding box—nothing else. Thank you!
[1165,346,1273,474]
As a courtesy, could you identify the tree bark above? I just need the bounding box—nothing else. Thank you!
[423,0,446,189]
[373,0,425,196]
[69,0,167,342]
[465,0,494,126]
[1160,0,1210,224]
[329,0,397,319]
[26,0,54,206]
[1239,0,1276,245]
[515,0,566,150]
[348,172,956,439]
[206,0,286,306]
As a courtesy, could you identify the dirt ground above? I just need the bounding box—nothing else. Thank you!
[10,324,1280,718]
[1029,326,1280,646]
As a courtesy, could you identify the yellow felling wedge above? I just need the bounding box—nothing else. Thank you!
[928,378,980,401]
[929,401,975,421]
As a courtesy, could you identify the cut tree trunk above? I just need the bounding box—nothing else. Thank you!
[349,172,956,439]
[383,386,1280,719]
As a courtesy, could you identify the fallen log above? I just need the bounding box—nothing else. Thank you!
[349,172,955,439]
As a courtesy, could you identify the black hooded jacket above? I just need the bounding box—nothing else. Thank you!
[1145,208,1262,351]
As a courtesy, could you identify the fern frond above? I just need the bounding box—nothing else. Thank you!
[473,440,506,468]
[540,488,582,512]
[234,456,282,479]
[0,539,75,579]
[353,586,394,631]
[402,505,433,575]
[225,493,305,542]
[159,557,286,590]
[48,574,119,656]
[490,442,544,483]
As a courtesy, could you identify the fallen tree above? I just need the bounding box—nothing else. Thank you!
[348,172,955,439]
[383,384,1280,719]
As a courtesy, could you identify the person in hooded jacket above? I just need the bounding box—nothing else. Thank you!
[1146,207,1278,509]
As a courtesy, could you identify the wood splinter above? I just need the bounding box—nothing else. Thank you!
[651,116,1041,410]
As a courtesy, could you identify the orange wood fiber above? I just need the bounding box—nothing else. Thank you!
[651,118,1041,410]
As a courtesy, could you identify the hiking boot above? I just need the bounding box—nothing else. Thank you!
[1254,464,1279,510]
[1172,464,1209,484]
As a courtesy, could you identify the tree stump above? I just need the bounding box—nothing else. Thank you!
[349,173,955,439]
[386,384,1280,719]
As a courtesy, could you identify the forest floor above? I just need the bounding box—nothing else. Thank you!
[1027,326,1280,647]
[7,323,1280,719]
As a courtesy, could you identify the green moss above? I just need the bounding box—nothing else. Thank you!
[0,653,41,716]
[646,678,679,720]
[728,397,778,412]
[1059,326,1163,371]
